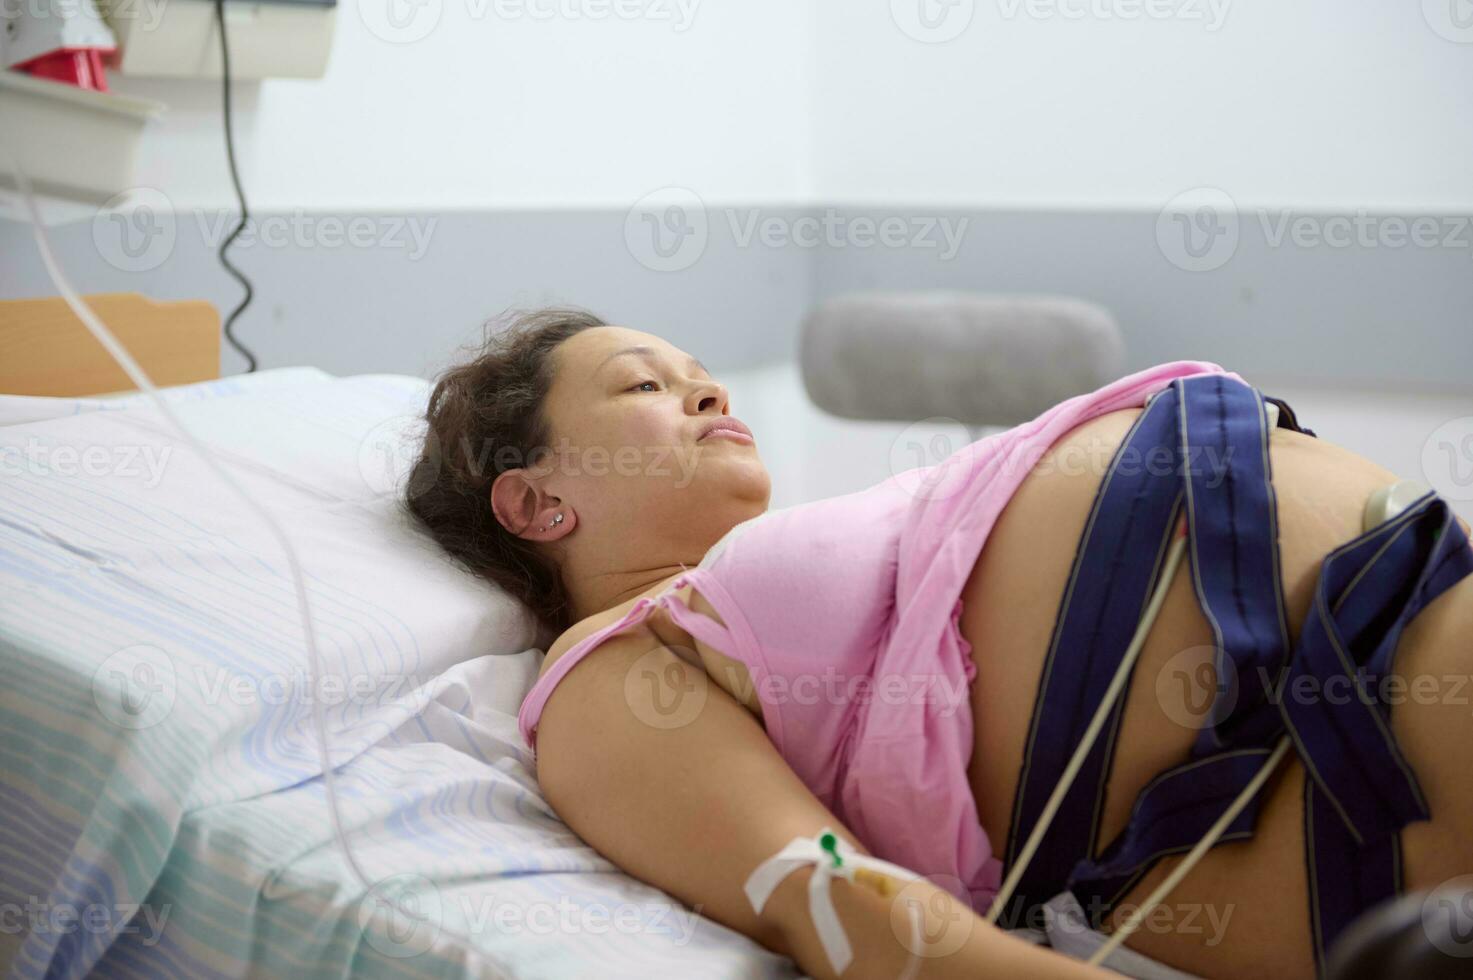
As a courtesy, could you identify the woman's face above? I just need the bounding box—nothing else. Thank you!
[527,325,771,551]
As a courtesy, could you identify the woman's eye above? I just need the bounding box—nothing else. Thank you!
[630,380,659,392]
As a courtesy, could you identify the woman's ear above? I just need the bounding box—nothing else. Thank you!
[490,469,576,541]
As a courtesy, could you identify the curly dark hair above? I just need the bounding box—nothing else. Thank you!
[405,307,606,635]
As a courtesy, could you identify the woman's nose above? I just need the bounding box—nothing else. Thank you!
[687,380,728,415]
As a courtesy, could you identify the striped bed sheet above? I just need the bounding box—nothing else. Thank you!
[0,369,793,979]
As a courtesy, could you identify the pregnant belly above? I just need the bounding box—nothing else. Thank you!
[957,405,1413,978]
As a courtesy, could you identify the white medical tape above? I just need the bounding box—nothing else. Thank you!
[743,827,925,976]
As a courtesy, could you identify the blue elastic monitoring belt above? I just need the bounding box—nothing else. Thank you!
[1000,374,1473,974]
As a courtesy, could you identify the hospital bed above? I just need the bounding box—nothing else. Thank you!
[3,293,1469,979]
[0,295,796,979]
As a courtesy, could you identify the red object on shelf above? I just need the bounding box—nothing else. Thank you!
[13,47,114,93]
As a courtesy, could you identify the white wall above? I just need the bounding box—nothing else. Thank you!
[112,1,1472,213]
[112,0,815,211]
[812,0,1473,210]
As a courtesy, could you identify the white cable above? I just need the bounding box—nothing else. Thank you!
[7,151,499,974]
[6,149,363,880]
[987,530,1189,925]
[1086,735,1291,967]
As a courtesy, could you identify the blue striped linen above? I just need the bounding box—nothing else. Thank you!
[0,370,794,980]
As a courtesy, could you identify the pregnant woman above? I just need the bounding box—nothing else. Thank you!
[406,309,1473,980]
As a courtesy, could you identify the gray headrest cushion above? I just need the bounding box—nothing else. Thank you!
[799,291,1126,427]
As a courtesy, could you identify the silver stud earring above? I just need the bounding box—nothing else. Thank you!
[539,512,564,532]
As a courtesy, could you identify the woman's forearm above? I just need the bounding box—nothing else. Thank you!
[537,632,1111,978]
[763,866,1111,980]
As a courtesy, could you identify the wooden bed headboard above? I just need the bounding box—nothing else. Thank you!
[0,293,221,396]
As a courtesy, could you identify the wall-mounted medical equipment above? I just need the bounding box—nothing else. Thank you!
[0,0,116,90]
[2,0,331,213]
[97,0,337,79]
[0,70,162,209]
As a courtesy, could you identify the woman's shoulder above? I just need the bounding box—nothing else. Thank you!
[537,574,687,680]
[540,511,777,680]
[534,571,763,716]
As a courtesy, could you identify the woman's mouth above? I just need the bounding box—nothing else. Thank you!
[698,417,755,443]
[702,429,754,444]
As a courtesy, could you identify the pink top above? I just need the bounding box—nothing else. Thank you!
[518,360,1236,913]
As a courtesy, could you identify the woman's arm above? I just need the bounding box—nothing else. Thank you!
[534,625,1111,979]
